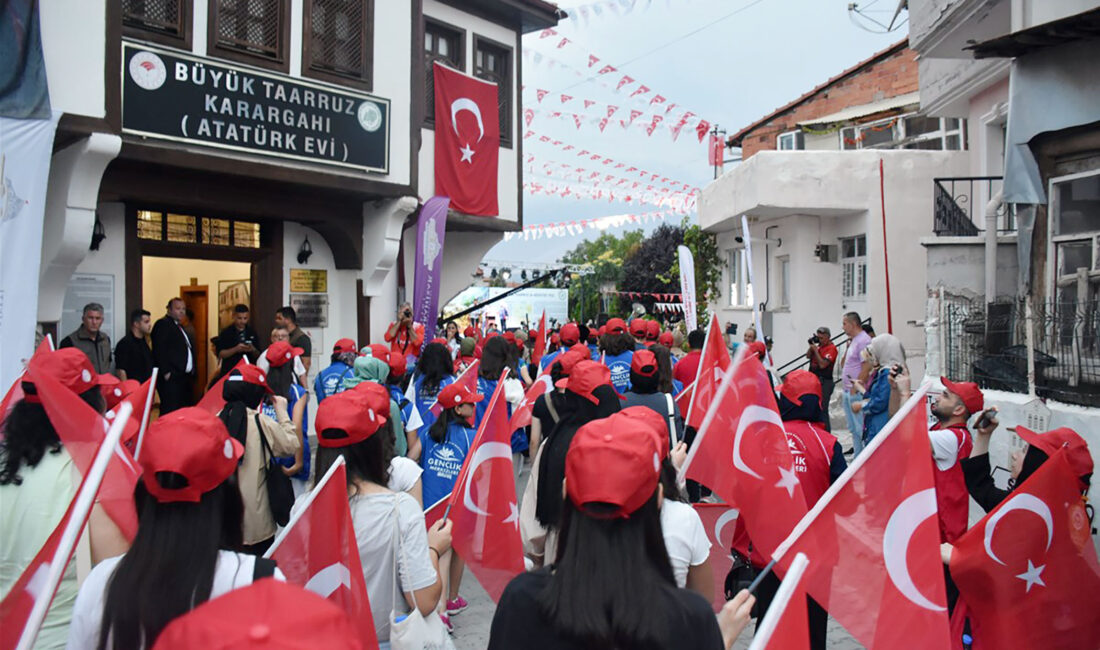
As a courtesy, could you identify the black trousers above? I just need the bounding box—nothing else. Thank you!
[818,376,835,433]
[158,373,193,414]
[754,571,827,650]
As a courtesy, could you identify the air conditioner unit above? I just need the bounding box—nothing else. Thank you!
[813,244,838,263]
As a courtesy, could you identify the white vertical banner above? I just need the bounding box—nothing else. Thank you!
[677,244,697,333]
[740,216,768,363]
[0,112,60,392]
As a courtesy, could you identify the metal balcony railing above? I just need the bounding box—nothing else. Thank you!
[932,177,1017,236]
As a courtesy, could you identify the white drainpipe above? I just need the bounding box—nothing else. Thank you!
[984,190,1004,302]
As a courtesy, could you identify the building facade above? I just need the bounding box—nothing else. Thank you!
[34,0,558,391]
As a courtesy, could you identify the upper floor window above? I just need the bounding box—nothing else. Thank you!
[209,0,290,72]
[474,36,512,149]
[304,0,373,89]
[424,18,464,127]
[840,114,967,151]
[122,0,192,47]
[137,210,261,248]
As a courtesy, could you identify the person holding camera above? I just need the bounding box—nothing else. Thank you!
[385,301,425,362]
[805,327,838,432]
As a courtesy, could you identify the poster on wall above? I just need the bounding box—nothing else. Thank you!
[218,279,250,330]
[60,274,115,342]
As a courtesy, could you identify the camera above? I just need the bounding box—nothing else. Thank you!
[402,309,412,318]
[808,333,819,345]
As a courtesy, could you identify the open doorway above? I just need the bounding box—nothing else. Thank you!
[143,256,252,400]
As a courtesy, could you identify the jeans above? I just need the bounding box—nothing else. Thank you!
[842,389,865,455]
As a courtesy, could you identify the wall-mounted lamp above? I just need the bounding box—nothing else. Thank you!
[90,216,107,251]
[297,236,313,264]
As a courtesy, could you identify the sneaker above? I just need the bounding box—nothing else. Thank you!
[438,613,454,634]
[445,596,469,616]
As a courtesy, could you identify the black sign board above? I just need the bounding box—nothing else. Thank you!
[121,42,389,173]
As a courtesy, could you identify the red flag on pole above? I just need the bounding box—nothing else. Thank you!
[110,374,153,446]
[433,62,500,216]
[507,372,554,432]
[747,553,811,650]
[28,367,142,542]
[771,384,951,649]
[681,351,807,559]
[446,372,525,601]
[266,458,380,649]
[531,311,547,367]
[685,314,731,430]
[949,449,1100,650]
[195,359,250,415]
[693,504,741,612]
[428,359,479,418]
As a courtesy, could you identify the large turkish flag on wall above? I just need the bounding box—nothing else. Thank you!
[433,62,499,216]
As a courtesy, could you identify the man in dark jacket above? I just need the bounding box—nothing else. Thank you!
[59,302,112,374]
[152,297,195,413]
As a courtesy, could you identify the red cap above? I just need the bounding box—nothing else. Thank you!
[368,344,390,363]
[569,342,589,356]
[553,349,587,377]
[560,323,581,345]
[619,406,670,460]
[463,326,478,338]
[503,331,516,343]
[140,407,244,503]
[556,360,623,404]
[941,377,984,415]
[566,411,661,518]
[431,337,448,346]
[151,579,361,650]
[26,348,108,396]
[550,333,561,345]
[658,332,674,347]
[598,326,607,336]
[1016,426,1093,480]
[629,319,648,338]
[748,340,767,360]
[438,382,485,408]
[605,318,627,335]
[265,341,304,368]
[646,320,660,340]
[316,388,388,448]
[332,338,357,354]
[226,366,274,394]
[101,378,140,411]
[779,369,822,403]
[631,349,658,377]
[388,353,407,378]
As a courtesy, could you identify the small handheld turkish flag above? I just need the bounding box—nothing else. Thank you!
[195,358,250,415]
[747,552,811,650]
[266,458,380,649]
[685,314,731,430]
[771,382,951,649]
[507,371,553,432]
[433,62,500,216]
[446,370,525,601]
[693,503,741,612]
[949,449,1100,650]
[428,359,479,418]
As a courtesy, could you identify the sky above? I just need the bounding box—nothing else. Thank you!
[484,0,907,269]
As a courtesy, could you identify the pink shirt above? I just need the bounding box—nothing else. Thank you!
[842,331,870,390]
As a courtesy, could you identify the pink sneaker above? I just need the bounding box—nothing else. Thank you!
[438,613,454,634]
[445,596,468,616]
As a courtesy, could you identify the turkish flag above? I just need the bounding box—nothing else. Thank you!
[446,373,525,601]
[0,338,53,424]
[749,553,811,650]
[433,62,499,216]
[109,376,154,448]
[773,387,951,649]
[683,354,807,559]
[675,379,694,414]
[195,358,250,415]
[685,314,731,430]
[949,449,1100,650]
[507,372,553,432]
[428,359,479,418]
[694,503,741,612]
[28,366,142,542]
[268,461,380,649]
[531,311,547,367]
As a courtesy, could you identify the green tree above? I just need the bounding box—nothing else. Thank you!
[620,223,683,316]
[655,217,721,328]
[560,230,644,322]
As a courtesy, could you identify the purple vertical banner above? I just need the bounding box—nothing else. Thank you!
[412,196,450,352]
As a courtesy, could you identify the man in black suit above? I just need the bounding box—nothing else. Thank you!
[152,297,195,413]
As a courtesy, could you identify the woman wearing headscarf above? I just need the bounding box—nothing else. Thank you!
[851,333,906,449]
[217,366,299,555]
[344,355,416,459]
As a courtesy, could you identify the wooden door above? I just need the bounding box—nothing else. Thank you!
[180,285,209,403]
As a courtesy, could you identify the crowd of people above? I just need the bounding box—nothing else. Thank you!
[2,298,1094,649]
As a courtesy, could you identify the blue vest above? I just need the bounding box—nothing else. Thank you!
[263,383,309,481]
[604,351,634,394]
[313,361,352,403]
[419,420,475,508]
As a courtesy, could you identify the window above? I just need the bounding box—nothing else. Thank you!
[122,0,191,46]
[304,0,373,88]
[209,0,290,72]
[840,235,867,300]
[777,256,790,308]
[424,18,464,127]
[777,130,804,150]
[841,114,967,151]
[136,209,261,248]
[474,36,513,148]
[727,248,754,308]
[1049,172,1100,306]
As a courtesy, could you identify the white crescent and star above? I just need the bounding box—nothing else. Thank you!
[882,488,946,612]
[451,98,484,164]
[304,562,351,599]
[714,508,740,546]
[982,492,1054,592]
[463,441,513,518]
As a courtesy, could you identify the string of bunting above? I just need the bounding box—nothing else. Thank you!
[651,302,686,314]
[524,180,697,212]
[605,290,683,301]
[524,153,699,195]
[522,103,699,142]
[523,131,700,189]
[523,173,695,202]
[501,209,681,242]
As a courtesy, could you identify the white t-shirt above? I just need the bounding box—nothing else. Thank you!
[66,550,285,649]
[660,500,711,589]
[389,456,423,494]
[350,492,438,642]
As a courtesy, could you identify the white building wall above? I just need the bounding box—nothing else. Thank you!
[39,0,107,118]
[69,202,128,344]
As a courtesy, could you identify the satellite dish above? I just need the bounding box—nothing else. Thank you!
[632,302,647,316]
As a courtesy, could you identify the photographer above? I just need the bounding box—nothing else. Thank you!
[805,327,838,432]
[384,301,425,362]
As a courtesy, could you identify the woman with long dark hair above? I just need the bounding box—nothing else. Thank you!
[490,410,754,649]
[442,321,461,358]
[67,407,272,649]
[650,344,682,395]
[623,349,684,448]
[312,386,453,643]
[476,335,528,484]
[262,341,310,497]
[217,366,299,555]
[412,342,456,435]
[1,349,125,648]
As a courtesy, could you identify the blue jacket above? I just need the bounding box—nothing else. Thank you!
[313,361,353,403]
[419,420,476,509]
[603,351,634,394]
[475,376,527,454]
[862,368,893,445]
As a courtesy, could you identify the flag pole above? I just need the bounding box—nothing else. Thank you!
[770,381,932,564]
[16,403,133,650]
[441,368,509,523]
[677,344,746,485]
[133,367,159,461]
[264,456,346,558]
[746,553,810,650]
